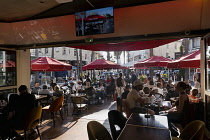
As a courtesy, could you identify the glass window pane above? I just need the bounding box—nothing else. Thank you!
[0,50,16,87]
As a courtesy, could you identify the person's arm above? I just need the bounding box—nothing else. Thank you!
[175,94,186,113]
[136,97,145,106]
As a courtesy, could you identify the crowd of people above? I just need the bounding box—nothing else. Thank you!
[0,68,202,139]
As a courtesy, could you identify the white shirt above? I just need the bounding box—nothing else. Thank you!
[126,89,141,109]
[152,87,164,95]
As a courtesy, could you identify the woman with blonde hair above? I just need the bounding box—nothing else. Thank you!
[53,85,64,97]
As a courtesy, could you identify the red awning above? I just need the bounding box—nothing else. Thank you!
[130,66,149,69]
[31,57,72,71]
[167,50,200,68]
[82,59,121,70]
[134,56,172,67]
[69,39,179,51]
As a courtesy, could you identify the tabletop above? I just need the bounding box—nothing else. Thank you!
[35,95,47,100]
[117,125,171,140]
[71,93,86,97]
[127,113,169,129]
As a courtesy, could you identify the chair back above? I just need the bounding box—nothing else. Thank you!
[49,95,64,112]
[87,121,112,140]
[108,110,127,140]
[179,120,205,140]
[23,106,42,130]
[71,96,85,104]
[122,99,131,118]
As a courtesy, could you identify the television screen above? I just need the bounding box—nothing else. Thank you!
[75,7,114,36]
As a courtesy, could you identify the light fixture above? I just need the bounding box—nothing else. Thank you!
[55,0,73,4]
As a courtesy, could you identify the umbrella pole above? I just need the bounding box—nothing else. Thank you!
[45,70,47,85]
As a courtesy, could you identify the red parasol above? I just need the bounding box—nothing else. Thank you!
[31,57,72,71]
[167,50,200,68]
[82,59,121,70]
[134,56,172,67]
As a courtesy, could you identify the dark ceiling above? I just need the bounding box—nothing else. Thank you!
[0,0,173,22]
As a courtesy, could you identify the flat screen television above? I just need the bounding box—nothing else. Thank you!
[75,7,114,36]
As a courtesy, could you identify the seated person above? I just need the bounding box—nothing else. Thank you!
[166,80,174,91]
[53,85,64,98]
[61,80,69,87]
[4,85,36,138]
[95,81,105,104]
[31,82,41,95]
[188,88,199,103]
[152,82,164,95]
[39,85,53,96]
[72,81,82,93]
[142,87,155,104]
[121,85,131,99]
[148,80,155,89]
[50,80,57,91]
[184,79,192,95]
[126,80,155,115]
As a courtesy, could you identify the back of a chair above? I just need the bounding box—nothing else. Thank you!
[108,110,127,140]
[87,121,112,140]
[24,106,42,130]
[179,120,205,140]
[122,99,131,118]
[71,96,85,104]
[49,95,64,112]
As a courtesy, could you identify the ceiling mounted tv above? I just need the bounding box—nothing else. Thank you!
[75,7,114,36]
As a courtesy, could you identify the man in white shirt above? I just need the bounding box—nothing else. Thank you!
[126,80,155,115]
[152,83,164,95]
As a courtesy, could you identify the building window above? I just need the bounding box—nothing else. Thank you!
[69,48,71,54]
[62,47,66,55]
[0,50,16,87]
[38,48,42,54]
[74,49,77,56]
[175,43,177,49]
[45,48,48,54]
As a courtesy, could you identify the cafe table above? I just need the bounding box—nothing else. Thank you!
[70,93,86,97]
[117,113,171,140]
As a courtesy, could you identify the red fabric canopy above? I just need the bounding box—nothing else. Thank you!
[31,57,72,71]
[134,56,172,67]
[69,39,179,51]
[0,60,16,68]
[167,50,200,68]
[82,59,121,70]
[130,66,149,69]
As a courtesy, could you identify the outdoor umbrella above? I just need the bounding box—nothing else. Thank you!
[31,57,72,71]
[0,60,15,68]
[82,59,121,70]
[134,56,172,67]
[167,50,200,68]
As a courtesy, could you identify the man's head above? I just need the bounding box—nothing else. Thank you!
[143,87,151,94]
[119,73,123,77]
[133,80,143,91]
[131,71,135,75]
[35,82,39,87]
[125,85,131,91]
[43,85,47,89]
[18,85,28,93]
[192,89,199,96]
[157,83,162,88]
[196,68,200,73]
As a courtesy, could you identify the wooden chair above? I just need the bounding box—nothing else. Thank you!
[122,99,131,118]
[87,121,112,140]
[14,106,42,140]
[42,95,64,126]
[71,96,88,116]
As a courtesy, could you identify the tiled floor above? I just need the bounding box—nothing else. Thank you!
[31,96,116,140]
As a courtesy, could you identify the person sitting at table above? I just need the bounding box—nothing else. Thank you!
[166,79,174,91]
[188,88,199,103]
[126,80,155,115]
[121,85,131,99]
[72,80,83,93]
[31,82,41,95]
[184,79,192,95]
[39,85,53,96]
[50,79,57,91]
[163,82,190,136]
[5,85,36,139]
[152,83,164,95]
[142,87,156,104]
[53,85,64,98]
[147,80,155,89]
[95,79,106,104]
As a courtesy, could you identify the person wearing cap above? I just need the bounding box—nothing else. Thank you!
[126,80,155,115]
